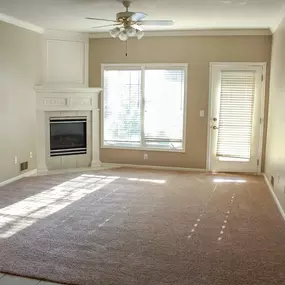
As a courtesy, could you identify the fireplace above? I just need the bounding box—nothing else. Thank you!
[50,117,87,157]
[35,86,102,172]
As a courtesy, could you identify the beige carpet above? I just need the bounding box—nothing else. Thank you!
[0,168,284,285]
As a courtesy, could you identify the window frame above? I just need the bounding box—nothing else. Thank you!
[100,63,188,153]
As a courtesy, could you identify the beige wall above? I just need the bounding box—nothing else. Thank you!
[265,18,285,210]
[89,35,272,169]
[0,21,42,183]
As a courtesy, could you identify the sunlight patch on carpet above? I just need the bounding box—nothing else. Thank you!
[213,178,247,183]
[127,178,166,184]
[0,175,118,238]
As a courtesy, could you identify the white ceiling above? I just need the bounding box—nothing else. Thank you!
[0,0,284,33]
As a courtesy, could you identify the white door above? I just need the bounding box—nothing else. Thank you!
[208,63,264,173]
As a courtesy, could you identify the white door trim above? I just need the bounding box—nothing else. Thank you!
[206,62,267,173]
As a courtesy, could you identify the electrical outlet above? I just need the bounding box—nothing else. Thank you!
[144,153,148,160]
[14,156,18,165]
[29,152,33,158]
[277,173,280,184]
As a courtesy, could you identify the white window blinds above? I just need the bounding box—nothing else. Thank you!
[216,71,256,160]
[103,70,141,146]
[144,69,185,148]
[103,65,186,150]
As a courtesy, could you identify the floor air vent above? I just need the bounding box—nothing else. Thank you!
[20,161,28,172]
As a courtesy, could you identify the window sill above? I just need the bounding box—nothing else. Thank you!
[101,145,186,153]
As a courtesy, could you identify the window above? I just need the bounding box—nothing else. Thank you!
[102,64,187,151]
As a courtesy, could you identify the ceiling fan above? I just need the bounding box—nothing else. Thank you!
[86,1,174,41]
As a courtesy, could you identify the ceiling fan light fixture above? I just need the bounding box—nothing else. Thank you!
[136,29,144,40]
[87,1,172,43]
[118,30,128,41]
[110,27,120,38]
[126,26,136,37]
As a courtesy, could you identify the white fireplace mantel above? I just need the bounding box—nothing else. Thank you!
[35,86,102,173]
[35,86,101,94]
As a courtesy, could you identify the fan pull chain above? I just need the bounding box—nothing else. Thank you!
[125,40,128,57]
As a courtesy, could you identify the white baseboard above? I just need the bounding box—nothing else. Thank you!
[36,164,115,176]
[101,163,207,172]
[0,169,38,188]
[263,173,285,221]
[32,163,206,178]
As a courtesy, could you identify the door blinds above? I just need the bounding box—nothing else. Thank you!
[216,71,256,160]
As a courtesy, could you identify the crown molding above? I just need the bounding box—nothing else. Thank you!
[44,29,89,41]
[270,3,285,33]
[89,28,272,39]
[0,13,44,34]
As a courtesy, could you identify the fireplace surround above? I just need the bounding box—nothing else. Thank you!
[35,86,102,173]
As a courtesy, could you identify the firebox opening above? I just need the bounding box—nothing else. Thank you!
[50,117,87,157]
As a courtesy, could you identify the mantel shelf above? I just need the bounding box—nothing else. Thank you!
[34,86,102,94]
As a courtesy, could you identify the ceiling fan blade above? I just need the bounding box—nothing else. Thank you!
[139,20,174,26]
[130,12,147,22]
[92,24,120,29]
[86,17,117,23]
[131,24,143,31]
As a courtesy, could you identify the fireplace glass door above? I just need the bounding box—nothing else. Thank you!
[50,117,87,156]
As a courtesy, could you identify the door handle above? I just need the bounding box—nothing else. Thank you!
[212,126,219,130]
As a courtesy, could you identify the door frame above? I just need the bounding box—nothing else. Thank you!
[206,62,267,174]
